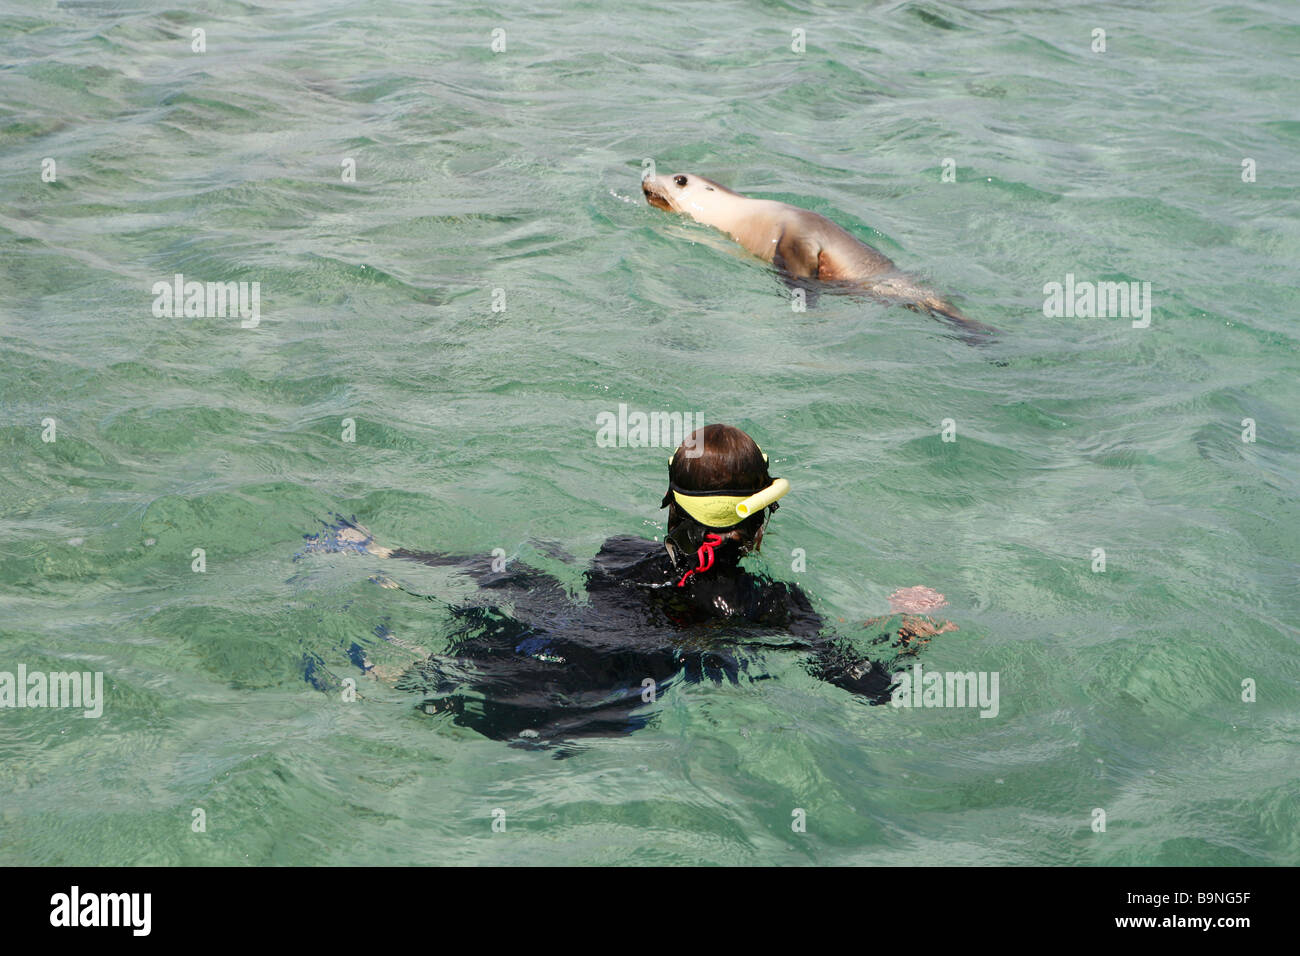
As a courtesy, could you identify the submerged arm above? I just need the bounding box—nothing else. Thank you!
[297,514,571,606]
[808,613,959,702]
[752,579,955,703]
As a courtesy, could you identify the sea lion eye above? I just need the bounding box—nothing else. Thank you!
[705,186,714,191]
[674,175,688,187]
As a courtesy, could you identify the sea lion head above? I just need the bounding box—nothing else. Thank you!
[641,172,735,218]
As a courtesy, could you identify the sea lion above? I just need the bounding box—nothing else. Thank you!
[642,172,995,336]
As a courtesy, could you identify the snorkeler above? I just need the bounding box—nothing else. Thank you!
[299,424,953,748]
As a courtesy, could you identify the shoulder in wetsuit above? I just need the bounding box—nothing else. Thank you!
[583,534,823,635]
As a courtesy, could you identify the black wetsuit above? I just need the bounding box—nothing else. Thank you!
[365,533,898,747]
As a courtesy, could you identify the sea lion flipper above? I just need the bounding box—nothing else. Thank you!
[815,247,851,282]
[920,294,1001,338]
[773,229,821,280]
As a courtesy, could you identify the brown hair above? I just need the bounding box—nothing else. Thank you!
[661,424,775,565]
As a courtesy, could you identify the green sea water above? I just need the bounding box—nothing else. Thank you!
[1,0,1297,865]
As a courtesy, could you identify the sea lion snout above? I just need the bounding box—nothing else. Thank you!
[641,175,674,212]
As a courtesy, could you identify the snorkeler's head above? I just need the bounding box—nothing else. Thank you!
[660,424,789,569]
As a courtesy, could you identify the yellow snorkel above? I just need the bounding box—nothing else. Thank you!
[735,478,790,518]
[664,452,791,528]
